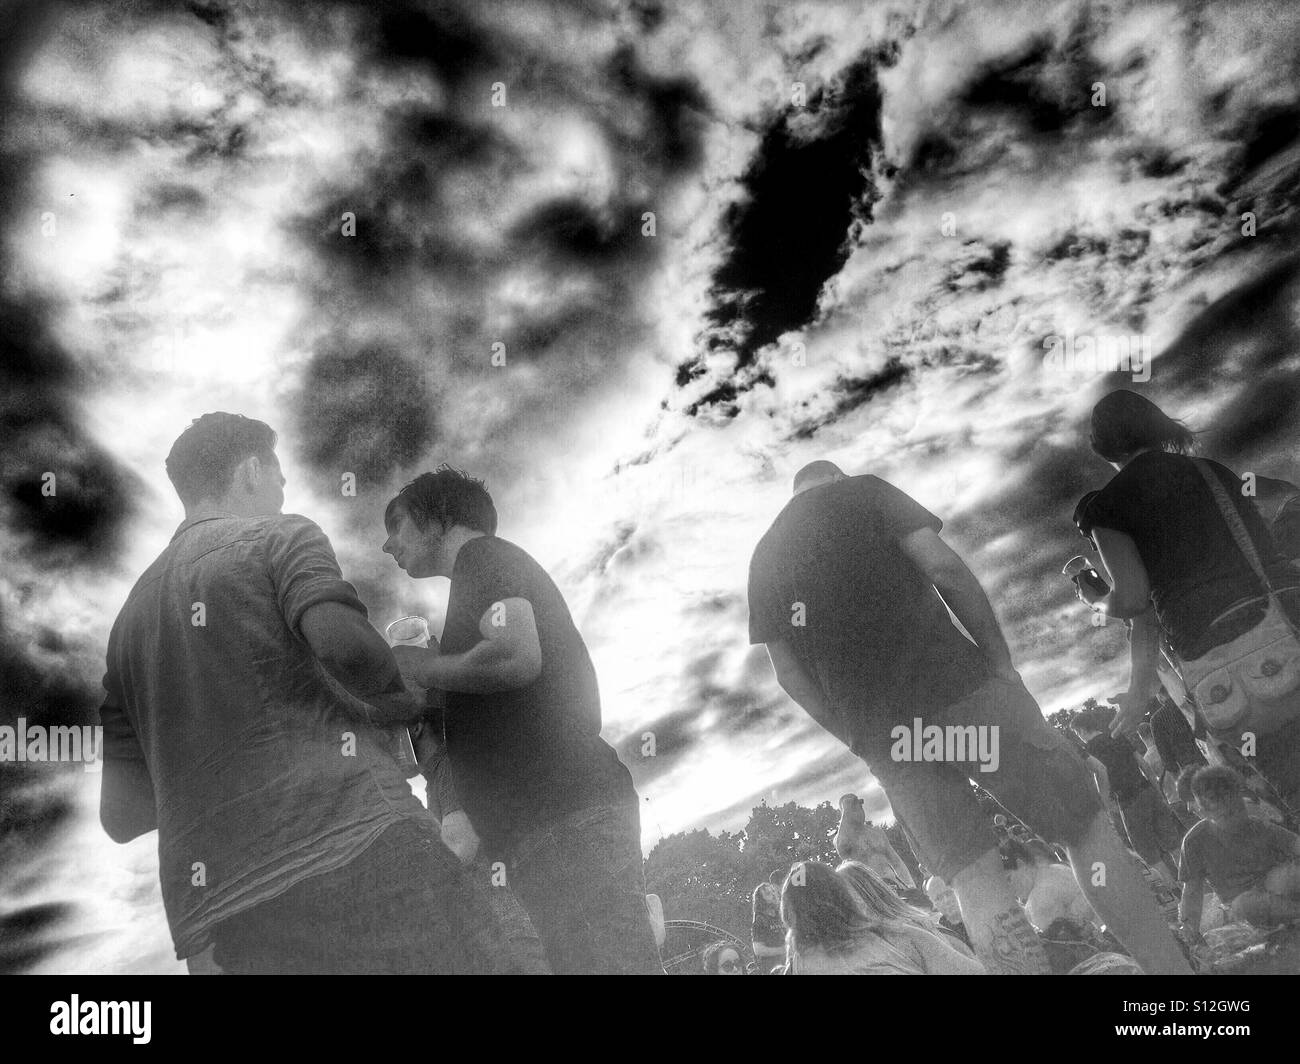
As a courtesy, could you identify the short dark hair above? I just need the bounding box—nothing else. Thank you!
[999,838,1032,871]
[385,465,497,535]
[1191,765,1244,806]
[793,460,844,492]
[1089,390,1195,463]
[165,413,277,507]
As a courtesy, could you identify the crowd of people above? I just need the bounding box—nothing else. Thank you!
[96,388,1300,974]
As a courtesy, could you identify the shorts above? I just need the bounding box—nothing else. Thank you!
[1119,786,1184,867]
[863,677,1103,884]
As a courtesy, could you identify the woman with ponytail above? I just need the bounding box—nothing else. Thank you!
[1078,390,1300,811]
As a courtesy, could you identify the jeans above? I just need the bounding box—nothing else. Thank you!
[209,818,505,974]
[506,802,664,975]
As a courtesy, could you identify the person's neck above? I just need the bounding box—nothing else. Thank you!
[186,497,259,520]
[440,526,487,573]
[1116,446,1158,470]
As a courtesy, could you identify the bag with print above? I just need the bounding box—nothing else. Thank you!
[1171,460,1300,734]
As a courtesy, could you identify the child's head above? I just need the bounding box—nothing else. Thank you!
[1190,765,1247,821]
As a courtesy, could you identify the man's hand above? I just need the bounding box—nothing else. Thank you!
[1109,690,1150,738]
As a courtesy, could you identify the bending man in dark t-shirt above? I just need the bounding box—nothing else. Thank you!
[381,466,663,975]
[747,461,1190,974]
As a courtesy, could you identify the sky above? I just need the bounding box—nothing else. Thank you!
[3,0,1300,973]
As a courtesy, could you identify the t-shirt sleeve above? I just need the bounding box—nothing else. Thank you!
[856,476,943,540]
[98,662,146,765]
[451,540,533,634]
[1086,466,1149,539]
[263,515,368,636]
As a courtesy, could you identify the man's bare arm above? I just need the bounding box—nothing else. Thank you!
[298,602,424,724]
[767,640,843,739]
[900,527,1016,678]
[395,598,543,694]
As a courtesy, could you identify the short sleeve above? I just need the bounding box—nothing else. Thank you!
[262,515,367,636]
[98,673,146,764]
[450,539,532,627]
[855,476,943,540]
[98,621,147,764]
[747,543,785,645]
[1085,467,1146,539]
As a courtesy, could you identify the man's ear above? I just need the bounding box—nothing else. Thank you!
[236,455,261,493]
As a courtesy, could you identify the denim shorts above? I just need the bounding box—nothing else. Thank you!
[863,678,1102,883]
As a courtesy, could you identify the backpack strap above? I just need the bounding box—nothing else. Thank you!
[1190,458,1279,599]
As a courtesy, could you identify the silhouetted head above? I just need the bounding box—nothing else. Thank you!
[383,465,497,577]
[781,861,873,954]
[1089,390,1194,465]
[793,460,847,495]
[165,412,283,516]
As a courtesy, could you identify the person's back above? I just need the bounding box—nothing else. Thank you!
[1086,450,1299,660]
[748,475,988,749]
[107,514,423,950]
[100,414,501,974]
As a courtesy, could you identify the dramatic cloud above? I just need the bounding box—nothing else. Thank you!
[4,0,1300,973]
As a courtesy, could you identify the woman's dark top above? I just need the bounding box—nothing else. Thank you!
[1083,451,1300,660]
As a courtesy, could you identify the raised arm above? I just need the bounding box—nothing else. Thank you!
[396,597,543,694]
[1091,527,1152,620]
[899,527,1017,681]
[299,601,424,724]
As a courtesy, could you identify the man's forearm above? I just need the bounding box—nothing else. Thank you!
[426,640,535,693]
[1127,609,1163,698]
[932,566,1014,668]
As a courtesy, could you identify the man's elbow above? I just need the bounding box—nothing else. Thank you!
[503,648,543,689]
[100,805,152,844]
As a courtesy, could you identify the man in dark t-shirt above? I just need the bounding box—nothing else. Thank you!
[747,461,1191,974]
[381,466,662,975]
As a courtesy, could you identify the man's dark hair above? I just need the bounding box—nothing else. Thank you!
[385,465,497,535]
[1190,765,1244,806]
[165,413,277,507]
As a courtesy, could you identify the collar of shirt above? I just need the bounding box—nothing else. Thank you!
[172,509,245,541]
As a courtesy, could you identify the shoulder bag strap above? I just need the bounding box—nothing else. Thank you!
[1190,458,1279,600]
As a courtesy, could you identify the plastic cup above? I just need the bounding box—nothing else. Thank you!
[385,615,430,648]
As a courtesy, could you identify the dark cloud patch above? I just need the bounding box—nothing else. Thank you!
[355,0,500,93]
[607,44,709,177]
[1152,254,1300,397]
[790,359,911,440]
[293,339,436,486]
[507,197,650,267]
[690,55,884,396]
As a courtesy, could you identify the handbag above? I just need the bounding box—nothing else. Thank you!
[1171,459,1300,735]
